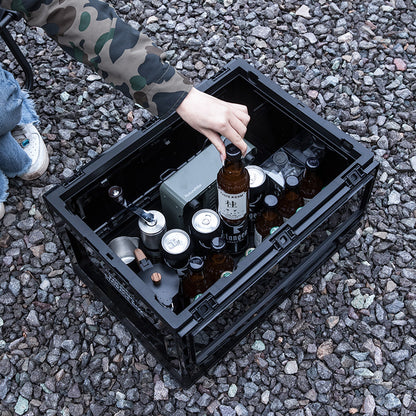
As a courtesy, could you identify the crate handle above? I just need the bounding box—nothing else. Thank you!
[344,166,364,187]
[159,168,177,182]
[273,227,295,250]
[190,295,218,322]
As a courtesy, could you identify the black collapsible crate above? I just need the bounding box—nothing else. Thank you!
[44,59,378,387]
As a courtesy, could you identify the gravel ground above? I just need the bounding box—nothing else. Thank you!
[1,0,416,415]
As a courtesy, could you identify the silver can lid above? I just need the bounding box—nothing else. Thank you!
[192,209,221,235]
[273,151,289,169]
[138,210,166,236]
[246,165,266,189]
[161,229,191,255]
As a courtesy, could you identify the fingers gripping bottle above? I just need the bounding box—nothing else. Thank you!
[217,142,250,254]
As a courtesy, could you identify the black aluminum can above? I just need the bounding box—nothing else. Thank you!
[190,209,222,255]
[246,165,267,204]
[246,165,267,243]
[161,229,192,270]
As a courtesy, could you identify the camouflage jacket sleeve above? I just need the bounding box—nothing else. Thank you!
[0,0,193,117]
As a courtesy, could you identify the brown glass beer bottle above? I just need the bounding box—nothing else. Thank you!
[254,195,283,247]
[299,157,323,202]
[217,142,250,253]
[217,143,250,224]
[182,256,207,303]
[205,237,235,286]
[278,175,304,221]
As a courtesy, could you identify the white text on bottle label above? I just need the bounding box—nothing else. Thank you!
[218,189,247,221]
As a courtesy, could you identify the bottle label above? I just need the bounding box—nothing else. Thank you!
[218,189,248,221]
[254,229,263,247]
[224,226,248,243]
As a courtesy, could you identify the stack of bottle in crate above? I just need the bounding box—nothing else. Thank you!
[107,139,325,313]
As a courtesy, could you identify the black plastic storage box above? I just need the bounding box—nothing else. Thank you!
[44,59,378,387]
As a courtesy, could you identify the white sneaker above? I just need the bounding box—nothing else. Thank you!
[0,202,4,220]
[13,124,49,180]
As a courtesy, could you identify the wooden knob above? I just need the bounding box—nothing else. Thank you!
[151,272,162,285]
[134,248,147,263]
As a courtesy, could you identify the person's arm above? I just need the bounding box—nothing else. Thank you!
[0,0,249,157]
[1,0,192,117]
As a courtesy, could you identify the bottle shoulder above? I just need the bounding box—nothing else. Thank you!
[217,167,249,192]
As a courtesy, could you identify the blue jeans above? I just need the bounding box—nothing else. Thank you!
[0,66,39,203]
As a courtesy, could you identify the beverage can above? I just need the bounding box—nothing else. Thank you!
[272,151,289,171]
[138,210,166,251]
[246,165,267,203]
[191,209,221,247]
[247,165,267,240]
[161,229,192,269]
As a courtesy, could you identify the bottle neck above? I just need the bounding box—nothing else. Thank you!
[190,269,204,279]
[304,168,317,180]
[223,158,243,174]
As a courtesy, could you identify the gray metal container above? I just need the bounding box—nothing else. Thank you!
[108,236,139,264]
[138,210,167,251]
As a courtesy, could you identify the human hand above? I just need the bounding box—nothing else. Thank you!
[176,87,250,160]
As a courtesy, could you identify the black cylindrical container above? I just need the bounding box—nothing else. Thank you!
[246,165,267,205]
[246,165,267,243]
[190,209,222,255]
[161,229,192,270]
